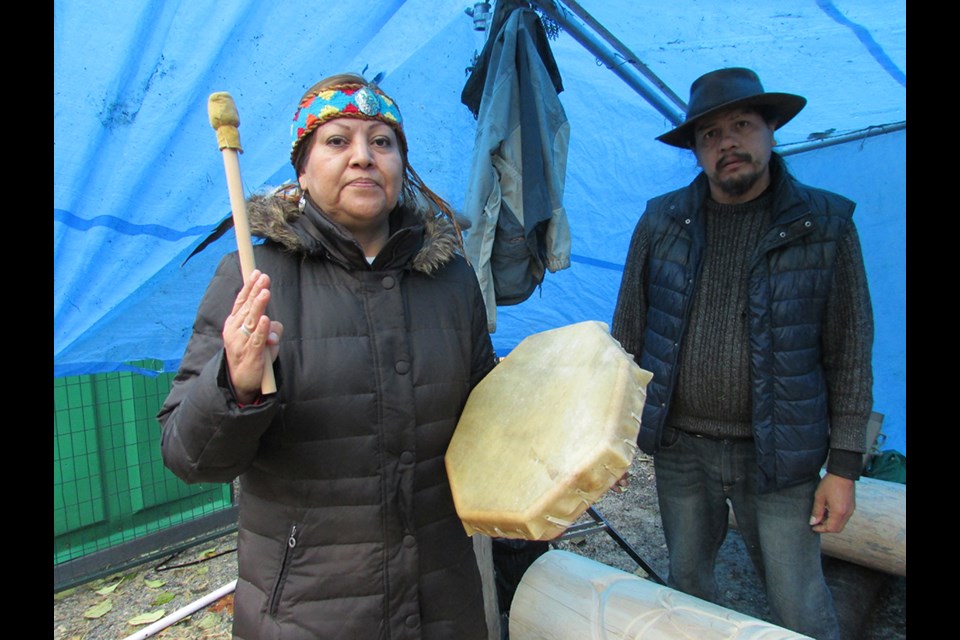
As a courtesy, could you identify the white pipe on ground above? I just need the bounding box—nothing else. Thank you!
[120,579,237,640]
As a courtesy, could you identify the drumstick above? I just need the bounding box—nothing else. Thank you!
[207,91,277,394]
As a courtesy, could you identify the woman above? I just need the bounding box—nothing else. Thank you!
[158,73,496,639]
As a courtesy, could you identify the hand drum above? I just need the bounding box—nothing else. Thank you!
[446,321,654,540]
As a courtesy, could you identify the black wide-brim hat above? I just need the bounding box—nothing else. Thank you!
[657,67,807,149]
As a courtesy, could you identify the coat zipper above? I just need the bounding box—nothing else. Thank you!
[269,524,298,616]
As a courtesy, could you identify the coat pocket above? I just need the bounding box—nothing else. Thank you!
[268,523,299,617]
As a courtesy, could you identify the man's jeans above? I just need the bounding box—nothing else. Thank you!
[654,427,840,640]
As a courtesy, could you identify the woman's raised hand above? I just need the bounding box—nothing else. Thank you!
[224,269,283,403]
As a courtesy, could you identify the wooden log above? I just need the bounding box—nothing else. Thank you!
[729,475,906,577]
[510,550,810,639]
[818,476,905,576]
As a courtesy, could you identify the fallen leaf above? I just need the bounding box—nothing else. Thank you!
[151,592,176,606]
[191,581,211,595]
[128,609,166,626]
[199,547,218,559]
[197,612,220,629]
[83,599,113,619]
[144,578,166,589]
[54,587,78,601]
[209,593,234,615]
[104,571,127,583]
[96,578,124,595]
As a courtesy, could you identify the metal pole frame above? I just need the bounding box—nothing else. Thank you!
[528,1,905,153]
[529,0,685,125]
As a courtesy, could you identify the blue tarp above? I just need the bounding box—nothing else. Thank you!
[54,0,905,453]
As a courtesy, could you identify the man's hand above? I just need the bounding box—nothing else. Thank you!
[809,473,856,533]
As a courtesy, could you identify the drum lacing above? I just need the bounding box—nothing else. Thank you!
[602,463,621,478]
[544,515,573,527]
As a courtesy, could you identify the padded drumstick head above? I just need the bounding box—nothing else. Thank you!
[208,91,243,152]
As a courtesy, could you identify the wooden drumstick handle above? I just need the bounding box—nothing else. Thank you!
[208,91,277,395]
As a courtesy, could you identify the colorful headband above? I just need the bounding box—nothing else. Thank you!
[290,83,404,165]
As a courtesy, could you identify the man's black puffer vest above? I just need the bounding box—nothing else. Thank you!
[637,154,854,493]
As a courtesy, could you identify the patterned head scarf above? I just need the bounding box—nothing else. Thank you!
[287,77,464,249]
[290,83,406,168]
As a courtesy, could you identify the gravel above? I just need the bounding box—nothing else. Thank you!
[53,453,905,639]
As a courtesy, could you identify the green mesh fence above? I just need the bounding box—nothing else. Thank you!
[54,361,233,573]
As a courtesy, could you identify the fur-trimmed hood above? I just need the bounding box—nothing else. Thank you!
[245,190,463,276]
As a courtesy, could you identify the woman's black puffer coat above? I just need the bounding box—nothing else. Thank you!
[158,192,496,640]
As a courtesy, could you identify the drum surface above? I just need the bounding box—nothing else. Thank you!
[446,321,653,540]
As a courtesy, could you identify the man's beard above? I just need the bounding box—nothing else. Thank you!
[713,153,763,198]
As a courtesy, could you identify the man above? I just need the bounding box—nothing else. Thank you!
[612,67,873,640]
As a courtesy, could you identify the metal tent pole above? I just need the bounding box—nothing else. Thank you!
[778,121,906,156]
[528,0,686,125]
[552,0,687,112]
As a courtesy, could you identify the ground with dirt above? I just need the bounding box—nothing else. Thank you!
[53,453,905,639]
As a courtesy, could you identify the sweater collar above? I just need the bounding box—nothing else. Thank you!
[679,153,807,225]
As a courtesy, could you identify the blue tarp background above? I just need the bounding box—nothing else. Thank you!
[54,0,906,453]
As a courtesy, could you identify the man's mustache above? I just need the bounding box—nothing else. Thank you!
[716,152,752,171]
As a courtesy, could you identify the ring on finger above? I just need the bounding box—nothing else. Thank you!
[240,325,253,337]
